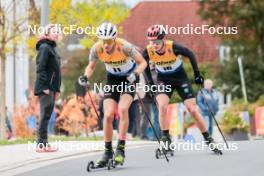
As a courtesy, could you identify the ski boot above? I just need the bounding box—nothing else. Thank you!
[205,136,223,155]
[113,147,125,166]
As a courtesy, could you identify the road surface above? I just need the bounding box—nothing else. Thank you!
[17,140,264,176]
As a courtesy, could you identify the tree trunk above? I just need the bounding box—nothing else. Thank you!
[0,53,6,139]
[0,0,7,140]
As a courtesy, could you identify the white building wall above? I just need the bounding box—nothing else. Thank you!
[3,0,29,112]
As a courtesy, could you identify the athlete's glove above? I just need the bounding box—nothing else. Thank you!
[127,72,139,84]
[78,75,89,86]
[194,71,204,85]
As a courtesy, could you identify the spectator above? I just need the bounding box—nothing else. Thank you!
[197,79,219,136]
[26,113,37,133]
[34,24,61,152]
[5,107,13,139]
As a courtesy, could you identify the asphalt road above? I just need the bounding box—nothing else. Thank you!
[17,140,264,176]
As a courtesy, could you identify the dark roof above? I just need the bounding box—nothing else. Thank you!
[120,1,221,62]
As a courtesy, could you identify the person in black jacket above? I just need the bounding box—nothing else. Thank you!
[34,24,61,152]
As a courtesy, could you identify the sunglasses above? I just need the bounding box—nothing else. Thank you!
[102,39,114,45]
[150,39,163,45]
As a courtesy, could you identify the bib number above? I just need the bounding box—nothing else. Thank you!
[113,67,122,73]
[163,66,172,71]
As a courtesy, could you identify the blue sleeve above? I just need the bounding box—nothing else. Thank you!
[197,90,207,112]
[214,91,219,112]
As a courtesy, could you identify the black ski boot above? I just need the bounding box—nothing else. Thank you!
[156,135,174,159]
[96,149,114,167]
[205,136,223,155]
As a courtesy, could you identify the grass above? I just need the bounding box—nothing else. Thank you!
[0,134,144,146]
[0,135,104,146]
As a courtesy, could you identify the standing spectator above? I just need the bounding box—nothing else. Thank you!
[34,24,61,152]
[197,79,219,136]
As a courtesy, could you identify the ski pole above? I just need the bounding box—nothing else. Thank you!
[85,85,99,139]
[199,85,229,149]
[134,85,170,163]
[87,90,100,119]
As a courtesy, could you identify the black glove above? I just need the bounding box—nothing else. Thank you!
[78,75,89,86]
[126,72,140,84]
[194,71,204,85]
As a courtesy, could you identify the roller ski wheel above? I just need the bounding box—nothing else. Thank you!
[86,160,108,172]
[109,159,118,169]
[170,150,174,156]
[155,148,174,159]
[155,135,174,159]
[86,150,113,172]
[86,159,112,172]
[86,161,95,172]
[155,148,161,159]
[110,159,116,168]
[107,159,115,170]
[212,148,223,155]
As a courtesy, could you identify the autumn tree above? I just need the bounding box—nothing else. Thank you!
[199,0,264,102]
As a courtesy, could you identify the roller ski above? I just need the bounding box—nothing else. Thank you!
[155,135,174,159]
[87,149,115,172]
[205,136,223,155]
